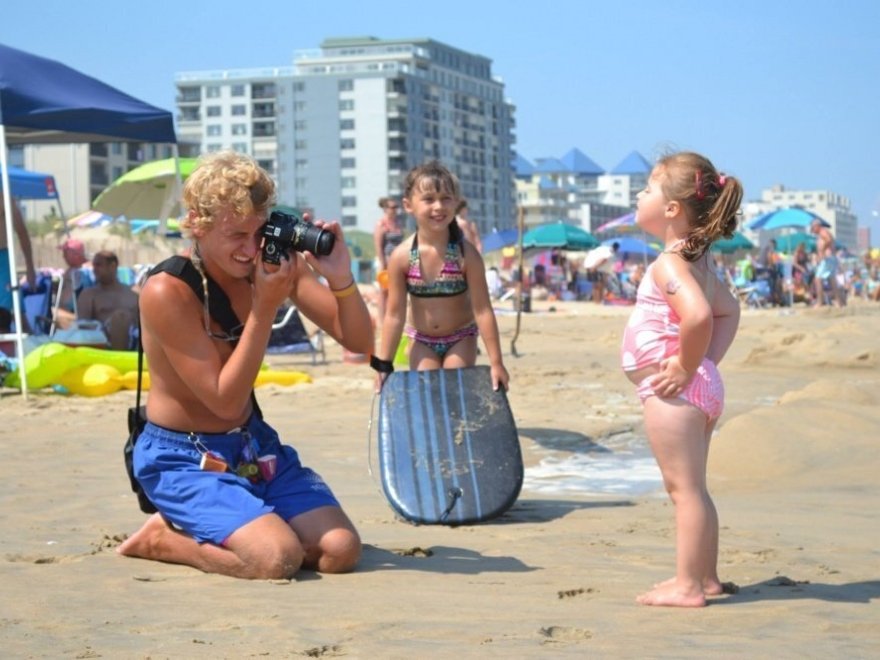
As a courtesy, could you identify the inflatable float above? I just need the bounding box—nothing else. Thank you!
[4,342,312,397]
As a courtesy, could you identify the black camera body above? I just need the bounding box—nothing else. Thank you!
[261,210,335,264]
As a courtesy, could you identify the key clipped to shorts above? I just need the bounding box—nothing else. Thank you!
[190,434,230,473]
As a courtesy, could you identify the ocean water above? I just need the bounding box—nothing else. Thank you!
[522,430,663,497]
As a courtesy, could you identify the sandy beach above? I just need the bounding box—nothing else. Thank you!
[2,297,879,658]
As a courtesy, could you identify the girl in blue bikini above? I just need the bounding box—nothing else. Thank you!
[374,161,509,391]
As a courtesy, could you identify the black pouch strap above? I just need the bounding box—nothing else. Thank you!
[139,256,262,419]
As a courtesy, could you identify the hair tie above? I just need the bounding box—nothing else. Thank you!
[694,171,705,200]
[718,174,727,187]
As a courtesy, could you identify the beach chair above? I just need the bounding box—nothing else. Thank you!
[19,272,55,335]
[266,305,325,365]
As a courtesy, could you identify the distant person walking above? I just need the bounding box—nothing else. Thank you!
[810,218,839,306]
[373,196,405,324]
[454,199,483,254]
[620,151,742,607]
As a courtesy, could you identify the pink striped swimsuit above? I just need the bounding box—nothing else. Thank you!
[621,261,724,420]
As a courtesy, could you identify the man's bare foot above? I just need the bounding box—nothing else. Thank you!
[637,582,706,607]
[117,513,169,558]
[653,576,724,596]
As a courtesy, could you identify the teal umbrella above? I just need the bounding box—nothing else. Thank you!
[773,232,816,254]
[522,221,599,250]
[711,231,754,254]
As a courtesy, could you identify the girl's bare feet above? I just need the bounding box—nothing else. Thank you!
[637,581,707,607]
[653,576,724,596]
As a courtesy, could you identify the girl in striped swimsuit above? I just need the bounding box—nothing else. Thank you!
[374,160,509,392]
[622,152,742,608]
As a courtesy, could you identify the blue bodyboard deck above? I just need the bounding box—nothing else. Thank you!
[378,366,523,525]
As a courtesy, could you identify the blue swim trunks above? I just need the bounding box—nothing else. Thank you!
[133,413,339,545]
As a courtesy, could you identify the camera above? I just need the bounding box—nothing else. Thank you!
[261,210,336,264]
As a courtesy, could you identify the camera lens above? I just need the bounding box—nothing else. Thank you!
[311,229,336,256]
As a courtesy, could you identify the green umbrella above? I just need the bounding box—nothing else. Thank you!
[93,157,199,218]
[344,229,377,261]
[522,221,599,250]
[711,231,754,254]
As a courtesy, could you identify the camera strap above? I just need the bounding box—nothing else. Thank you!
[136,256,263,419]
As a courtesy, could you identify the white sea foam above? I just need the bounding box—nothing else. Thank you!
[522,431,663,496]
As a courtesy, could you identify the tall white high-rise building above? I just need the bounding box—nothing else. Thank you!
[175,36,517,234]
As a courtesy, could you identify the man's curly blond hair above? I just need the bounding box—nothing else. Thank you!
[180,151,276,238]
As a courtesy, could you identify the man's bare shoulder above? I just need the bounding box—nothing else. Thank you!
[141,272,197,314]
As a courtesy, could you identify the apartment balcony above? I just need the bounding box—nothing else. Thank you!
[176,88,201,104]
[89,143,108,158]
[252,121,276,138]
[251,83,276,100]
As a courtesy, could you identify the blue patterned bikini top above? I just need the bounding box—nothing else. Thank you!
[406,231,468,298]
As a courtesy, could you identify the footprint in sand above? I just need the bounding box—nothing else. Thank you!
[300,644,344,657]
[539,626,593,643]
[557,587,596,599]
[391,546,434,557]
[5,554,58,564]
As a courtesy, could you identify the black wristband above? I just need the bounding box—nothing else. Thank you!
[369,355,394,374]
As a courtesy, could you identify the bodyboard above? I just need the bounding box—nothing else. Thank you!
[377,366,523,525]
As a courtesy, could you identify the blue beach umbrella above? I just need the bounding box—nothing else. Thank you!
[482,227,520,253]
[745,207,829,232]
[603,236,659,257]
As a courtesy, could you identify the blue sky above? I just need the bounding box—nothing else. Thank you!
[4,0,879,242]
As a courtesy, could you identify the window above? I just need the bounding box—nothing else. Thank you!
[340,119,355,130]
[294,82,305,93]
[232,142,248,154]
[295,139,307,149]
[231,123,248,135]
[295,158,308,168]
[338,79,353,92]
[231,84,246,97]
[339,99,354,111]
[294,101,307,112]
[257,159,274,174]
[340,138,355,150]
[341,196,356,207]
[231,104,247,116]
[340,157,356,169]
[206,106,221,117]
[206,144,222,153]
[341,177,355,189]
[206,125,222,136]
[341,215,357,227]
[206,85,220,98]
[294,120,307,130]
[179,86,201,103]
[111,143,123,155]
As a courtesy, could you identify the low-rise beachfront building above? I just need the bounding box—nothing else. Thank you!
[174,36,518,235]
[9,142,185,223]
[743,184,859,251]
[513,149,647,232]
